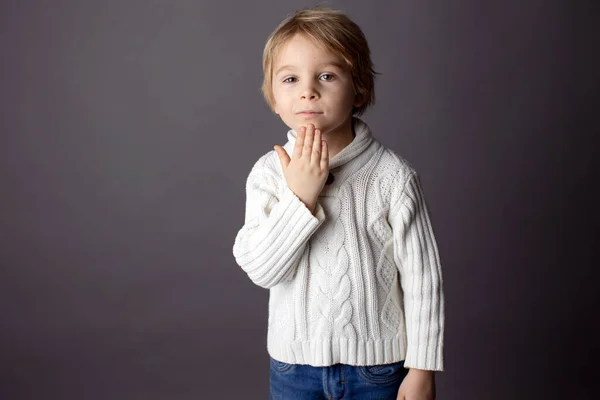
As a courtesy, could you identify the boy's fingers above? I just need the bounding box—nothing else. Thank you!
[302,124,314,160]
[320,139,328,171]
[273,145,290,169]
[312,128,322,165]
[292,126,305,160]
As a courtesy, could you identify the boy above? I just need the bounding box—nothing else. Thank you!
[233,6,444,400]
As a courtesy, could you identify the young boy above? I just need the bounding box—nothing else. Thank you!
[233,6,444,400]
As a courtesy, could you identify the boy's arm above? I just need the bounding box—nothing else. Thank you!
[233,164,326,289]
[389,171,445,372]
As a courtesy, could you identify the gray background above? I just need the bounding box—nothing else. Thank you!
[1,0,597,399]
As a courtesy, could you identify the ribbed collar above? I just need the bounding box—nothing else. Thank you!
[284,117,374,170]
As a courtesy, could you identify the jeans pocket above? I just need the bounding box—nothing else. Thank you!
[270,357,293,372]
[357,360,407,385]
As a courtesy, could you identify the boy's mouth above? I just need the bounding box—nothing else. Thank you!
[297,111,323,116]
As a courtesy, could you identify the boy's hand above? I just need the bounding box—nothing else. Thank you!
[273,123,329,214]
[396,369,436,400]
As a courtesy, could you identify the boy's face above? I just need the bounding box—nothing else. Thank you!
[271,34,361,135]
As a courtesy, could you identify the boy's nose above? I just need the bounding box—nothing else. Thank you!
[300,90,319,100]
[300,83,319,100]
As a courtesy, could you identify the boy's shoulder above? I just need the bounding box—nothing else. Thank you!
[377,144,418,180]
[372,144,422,206]
[244,149,283,185]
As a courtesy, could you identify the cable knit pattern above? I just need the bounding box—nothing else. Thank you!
[309,188,356,344]
[232,117,445,371]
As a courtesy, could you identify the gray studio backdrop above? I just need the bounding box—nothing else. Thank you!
[1,0,596,399]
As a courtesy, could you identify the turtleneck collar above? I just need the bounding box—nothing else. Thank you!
[284,117,374,170]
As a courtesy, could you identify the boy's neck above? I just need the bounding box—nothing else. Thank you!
[322,115,356,160]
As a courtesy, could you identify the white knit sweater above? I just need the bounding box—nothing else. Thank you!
[232,117,445,371]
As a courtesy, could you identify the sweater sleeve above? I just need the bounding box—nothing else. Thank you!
[389,171,445,371]
[232,163,326,289]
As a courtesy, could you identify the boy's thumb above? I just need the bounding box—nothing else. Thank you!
[273,145,290,169]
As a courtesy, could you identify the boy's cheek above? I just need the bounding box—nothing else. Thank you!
[272,101,281,115]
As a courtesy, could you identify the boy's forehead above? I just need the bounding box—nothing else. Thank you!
[277,34,329,56]
[273,35,345,69]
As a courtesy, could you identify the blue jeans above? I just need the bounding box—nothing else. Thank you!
[269,356,409,400]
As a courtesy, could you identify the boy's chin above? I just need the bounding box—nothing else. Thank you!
[293,121,326,132]
[287,123,323,134]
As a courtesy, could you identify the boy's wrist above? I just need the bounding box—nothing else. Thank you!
[304,201,316,214]
[408,368,435,378]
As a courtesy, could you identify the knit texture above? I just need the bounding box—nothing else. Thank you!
[232,117,445,371]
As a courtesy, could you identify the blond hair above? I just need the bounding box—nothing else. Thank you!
[261,6,378,116]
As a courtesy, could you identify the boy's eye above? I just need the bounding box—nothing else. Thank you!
[282,74,335,84]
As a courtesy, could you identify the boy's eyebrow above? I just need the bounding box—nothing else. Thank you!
[274,61,345,76]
